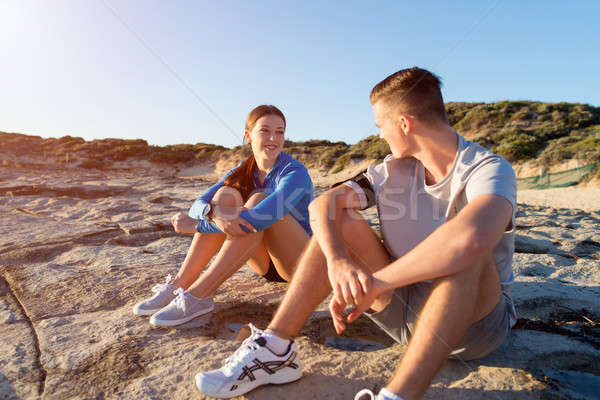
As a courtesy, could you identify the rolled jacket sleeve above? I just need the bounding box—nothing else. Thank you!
[188,164,239,220]
[196,218,223,234]
[239,166,313,232]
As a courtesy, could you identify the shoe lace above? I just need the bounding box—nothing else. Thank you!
[223,323,264,373]
[354,389,377,400]
[151,274,173,295]
[171,288,187,313]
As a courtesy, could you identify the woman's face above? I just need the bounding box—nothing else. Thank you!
[245,114,285,163]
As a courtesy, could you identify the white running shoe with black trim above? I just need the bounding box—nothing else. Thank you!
[195,324,302,398]
[355,389,378,399]
[355,388,402,400]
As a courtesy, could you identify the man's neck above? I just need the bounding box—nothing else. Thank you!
[412,126,458,186]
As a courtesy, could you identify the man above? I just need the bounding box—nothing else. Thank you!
[195,67,517,400]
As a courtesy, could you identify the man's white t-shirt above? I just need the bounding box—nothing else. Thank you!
[344,134,517,325]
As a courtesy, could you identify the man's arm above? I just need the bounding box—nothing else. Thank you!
[347,193,513,322]
[309,185,373,308]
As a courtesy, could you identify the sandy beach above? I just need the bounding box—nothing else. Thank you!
[1,158,599,400]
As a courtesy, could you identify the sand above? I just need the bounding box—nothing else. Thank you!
[518,188,600,213]
[0,158,599,400]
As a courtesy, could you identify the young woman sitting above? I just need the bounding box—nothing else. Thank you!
[133,105,314,327]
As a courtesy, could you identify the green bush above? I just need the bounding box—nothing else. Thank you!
[331,153,351,173]
[495,134,542,162]
[347,135,390,160]
[537,125,600,165]
[317,148,347,168]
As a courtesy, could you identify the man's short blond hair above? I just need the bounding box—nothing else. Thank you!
[370,67,448,124]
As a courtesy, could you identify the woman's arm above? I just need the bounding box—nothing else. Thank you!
[238,165,313,232]
[188,164,239,219]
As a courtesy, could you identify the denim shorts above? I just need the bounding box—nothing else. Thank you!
[366,282,512,360]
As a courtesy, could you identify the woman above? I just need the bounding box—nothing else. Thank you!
[132,105,314,327]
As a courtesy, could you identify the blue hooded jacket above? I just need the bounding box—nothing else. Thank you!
[188,152,314,235]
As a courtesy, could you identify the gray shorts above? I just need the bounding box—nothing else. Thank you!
[366,282,512,360]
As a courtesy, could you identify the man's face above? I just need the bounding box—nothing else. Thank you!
[372,101,411,158]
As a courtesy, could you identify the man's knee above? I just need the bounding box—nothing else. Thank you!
[339,208,371,239]
[339,209,388,267]
[431,254,486,292]
[430,252,500,322]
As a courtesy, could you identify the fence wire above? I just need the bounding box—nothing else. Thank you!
[517,162,597,190]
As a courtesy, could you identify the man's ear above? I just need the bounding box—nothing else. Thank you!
[398,115,411,136]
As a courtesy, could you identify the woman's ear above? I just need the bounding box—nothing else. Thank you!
[244,129,251,143]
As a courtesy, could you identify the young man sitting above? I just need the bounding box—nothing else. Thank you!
[195,67,517,400]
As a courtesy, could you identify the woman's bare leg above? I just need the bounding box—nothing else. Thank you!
[172,233,226,289]
[246,240,271,276]
[186,192,272,298]
[262,213,310,281]
[171,186,243,289]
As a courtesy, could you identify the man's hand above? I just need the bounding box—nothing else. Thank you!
[212,215,256,237]
[327,257,374,333]
[171,212,199,234]
[328,271,385,334]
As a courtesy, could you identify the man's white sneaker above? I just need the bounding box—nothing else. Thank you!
[355,389,377,400]
[132,274,177,316]
[149,288,213,327]
[355,388,404,400]
[195,324,302,398]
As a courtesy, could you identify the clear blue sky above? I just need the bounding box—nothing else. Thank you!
[1,1,599,148]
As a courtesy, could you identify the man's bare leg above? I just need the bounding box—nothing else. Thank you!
[385,254,501,400]
[266,237,330,338]
[267,209,391,338]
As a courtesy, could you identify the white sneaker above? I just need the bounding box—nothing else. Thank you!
[355,388,401,400]
[149,288,213,327]
[195,324,302,398]
[355,389,378,400]
[132,274,177,316]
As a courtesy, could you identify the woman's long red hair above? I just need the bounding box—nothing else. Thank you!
[223,105,286,201]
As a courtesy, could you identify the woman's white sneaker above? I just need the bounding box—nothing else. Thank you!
[149,288,213,327]
[195,323,302,398]
[132,274,177,316]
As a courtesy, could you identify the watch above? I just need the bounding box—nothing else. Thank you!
[202,204,212,220]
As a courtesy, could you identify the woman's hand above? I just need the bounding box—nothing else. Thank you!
[171,212,199,234]
[212,215,257,237]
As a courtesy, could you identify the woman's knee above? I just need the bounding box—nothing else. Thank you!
[244,191,268,209]
[212,186,244,208]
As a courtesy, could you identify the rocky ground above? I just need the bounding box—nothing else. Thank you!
[1,162,599,400]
